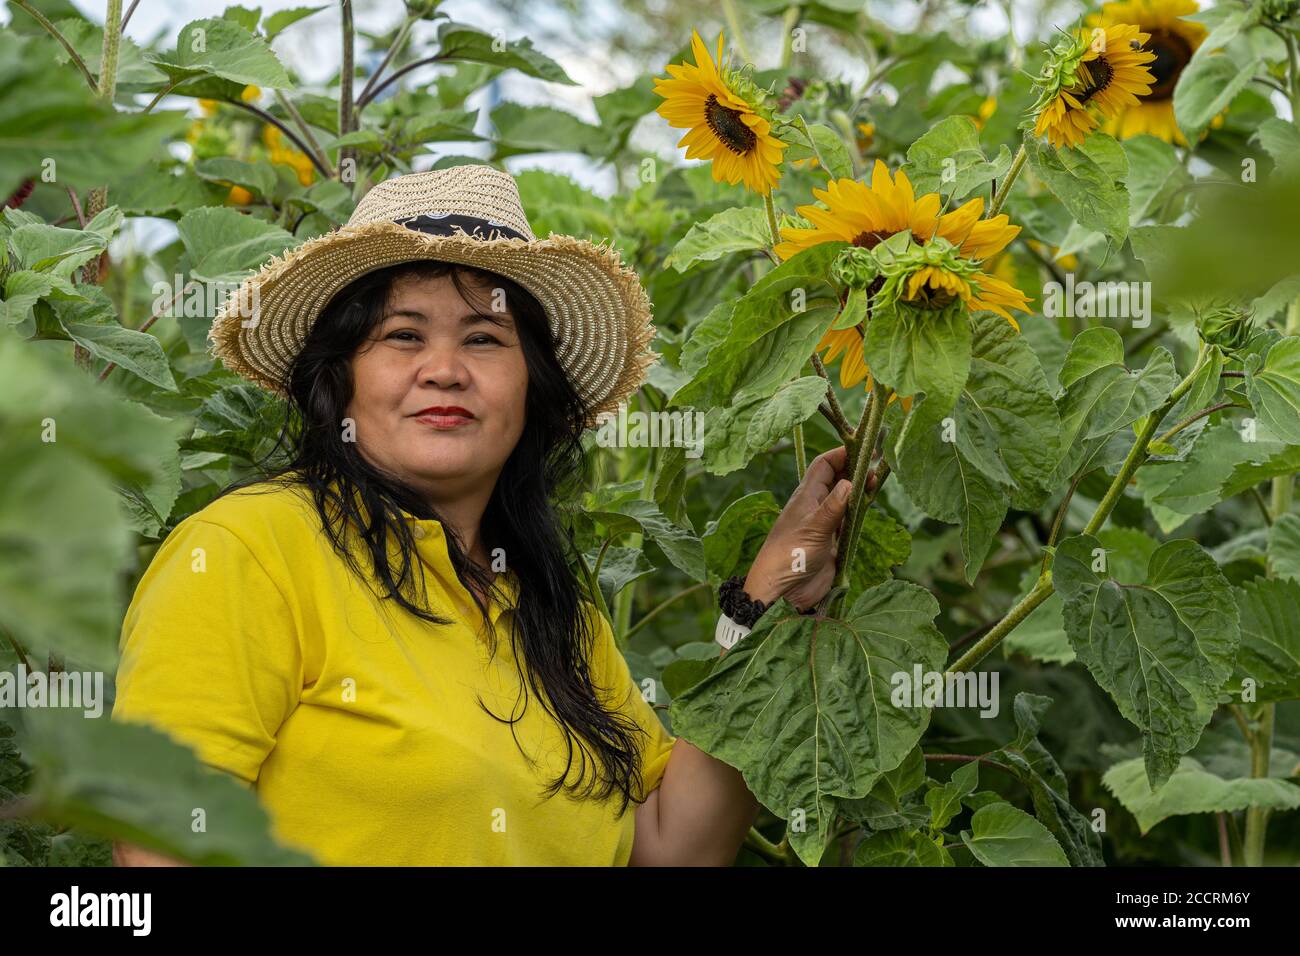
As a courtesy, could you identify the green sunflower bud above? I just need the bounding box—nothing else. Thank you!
[404,0,440,18]
[832,246,879,290]
[1262,0,1300,21]
[1196,304,1256,351]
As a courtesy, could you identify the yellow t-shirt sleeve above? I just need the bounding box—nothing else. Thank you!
[113,517,303,787]
[588,607,677,798]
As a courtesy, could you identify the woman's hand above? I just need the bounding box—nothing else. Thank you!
[742,445,875,613]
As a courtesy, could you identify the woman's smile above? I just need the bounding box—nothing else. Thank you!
[411,405,477,430]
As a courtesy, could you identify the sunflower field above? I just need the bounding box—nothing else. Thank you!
[2,0,1300,871]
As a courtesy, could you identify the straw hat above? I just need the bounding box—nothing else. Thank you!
[208,164,657,428]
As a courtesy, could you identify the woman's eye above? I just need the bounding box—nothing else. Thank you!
[467,334,501,346]
[387,330,420,342]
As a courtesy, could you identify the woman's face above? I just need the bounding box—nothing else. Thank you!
[346,270,529,502]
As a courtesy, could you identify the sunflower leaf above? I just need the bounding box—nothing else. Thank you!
[1053,534,1241,790]
[668,583,947,867]
[670,242,844,409]
[1102,756,1300,835]
[1024,135,1129,244]
[904,116,1012,202]
[664,207,771,272]
[1174,54,1261,144]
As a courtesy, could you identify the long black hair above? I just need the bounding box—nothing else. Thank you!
[214,259,649,815]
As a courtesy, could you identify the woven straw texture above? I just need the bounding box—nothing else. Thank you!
[208,165,656,428]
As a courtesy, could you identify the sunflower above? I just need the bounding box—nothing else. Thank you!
[653,30,788,195]
[1032,23,1157,150]
[778,161,1031,395]
[1087,0,1209,143]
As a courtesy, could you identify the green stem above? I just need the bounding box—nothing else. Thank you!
[1083,343,1210,538]
[779,5,800,69]
[274,89,332,176]
[720,0,753,65]
[357,15,416,106]
[952,344,1211,672]
[339,0,355,177]
[948,573,1054,672]
[98,0,123,104]
[826,381,889,619]
[763,192,781,247]
[793,423,807,480]
[988,142,1027,219]
[576,548,615,639]
[744,827,792,865]
[1243,705,1274,866]
[13,1,98,93]
[141,78,180,114]
[796,114,829,171]
[624,582,711,642]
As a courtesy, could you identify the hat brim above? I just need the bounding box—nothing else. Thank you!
[208,220,657,427]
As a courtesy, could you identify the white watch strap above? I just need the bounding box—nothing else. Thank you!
[715,612,751,650]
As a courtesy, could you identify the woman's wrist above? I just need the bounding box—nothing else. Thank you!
[742,566,783,606]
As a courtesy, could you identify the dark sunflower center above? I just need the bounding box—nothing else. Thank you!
[704,94,758,155]
[1144,30,1193,101]
[1076,55,1115,104]
[910,285,957,310]
[852,230,892,248]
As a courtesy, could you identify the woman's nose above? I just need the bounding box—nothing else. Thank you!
[417,343,470,388]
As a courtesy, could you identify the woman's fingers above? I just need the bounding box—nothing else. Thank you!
[801,445,849,497]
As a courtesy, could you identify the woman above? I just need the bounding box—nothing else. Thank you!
[111,165,856,866]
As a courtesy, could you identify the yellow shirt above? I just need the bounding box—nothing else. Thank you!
[112,479,676,866]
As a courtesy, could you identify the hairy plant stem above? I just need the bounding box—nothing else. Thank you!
[988,142,1027,219]
[624,583,711,642]
[99,0,124,104]
[357,15,416,107]
[826,381,889,619]
[1243,296,1300,864]
[338,0,355,179]
[950,344,1211,672]
[273,89,332,175]
[720,0,754,64]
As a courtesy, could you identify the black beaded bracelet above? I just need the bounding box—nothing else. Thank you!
[719,575,768,628]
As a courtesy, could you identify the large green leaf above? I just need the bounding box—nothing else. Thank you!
[1245,336,1300,445]
[959,803,1069,866]
[903,116,1012,201]
[1050,328,1178,484]
[1174,53,1261,143]
[144,18,293,90]
[988,694,1104,866]
[436,22,575,85]
[861,299,971,421]
[1228,577,1300,703]
[1024,136,1129,244]
[664,207,770,272]
[0,333,187,671]
[701,491,780,582]
[1006,528,1159,666]
[587,499,706,582]
[1102,756,1300,835]
[1053,534,1241,789]
[1268,513,1300,582]
[891,314,1061,581]
[176,206,297,286]
[700,376,827,476]
[489,102,608,158]
[854,828,953,866]
[671,242,844,409]
[0,31,189,198]
[18,709,316,865]
[669,582,948,866]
